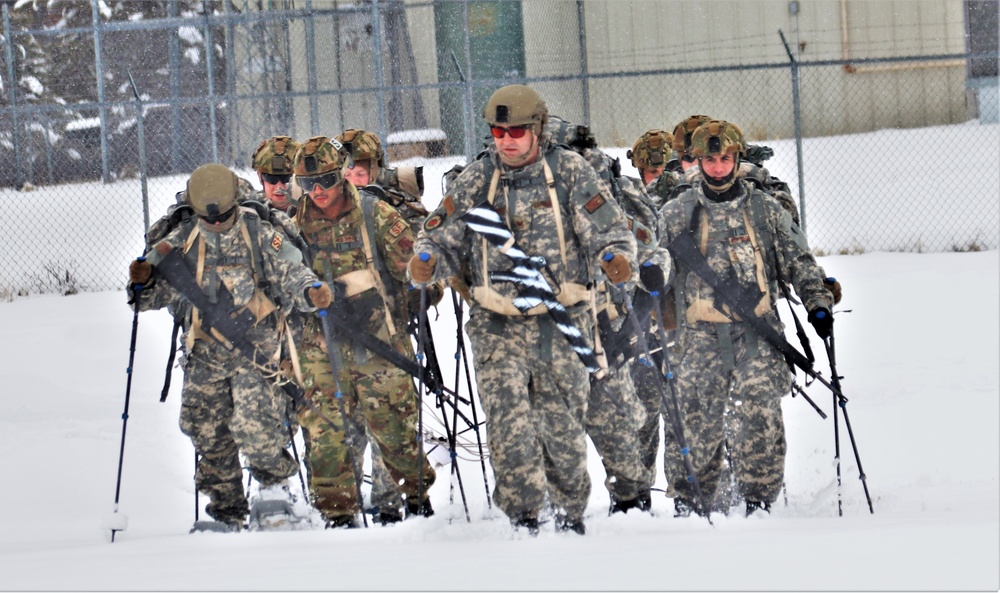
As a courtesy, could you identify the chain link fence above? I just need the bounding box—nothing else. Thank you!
[1,0,998,294]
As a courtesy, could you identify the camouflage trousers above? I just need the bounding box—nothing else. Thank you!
[663,320,790,508]
[297,328,435,522]
[350,410,403,513]
[587,360,652,501]
[179,343,300,524]
[631,359,664,489]
[466,309,592,522]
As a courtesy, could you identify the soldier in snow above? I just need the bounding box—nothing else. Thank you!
[409,85,638,535]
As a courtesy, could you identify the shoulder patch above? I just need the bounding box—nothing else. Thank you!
[584,194,606,214]
[424,214,444,231]
[636,227,652,245]
[397,236,414,253]
[270,233,283,251]
[443,195,456,216]
[388,219,407,238]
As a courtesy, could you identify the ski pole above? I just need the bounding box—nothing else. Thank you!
[316,296,369,528]
[108,268,143,542]
[614,275,713,525]
[452,289,492,509]
[159,317,182,402]
[824,324,874,515]
[415,254,430,513]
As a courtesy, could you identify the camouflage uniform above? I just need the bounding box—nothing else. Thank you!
[544,116,657,507]
[129,206,319,526]
[658,181,832,510]
[414,139,637,525]
[295,183,435,524]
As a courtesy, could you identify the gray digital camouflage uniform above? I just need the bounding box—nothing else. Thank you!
[414,139,637,525]
[658,182,832,511]
[129,207,319,526]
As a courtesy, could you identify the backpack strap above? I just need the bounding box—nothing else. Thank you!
[358,187,399,337]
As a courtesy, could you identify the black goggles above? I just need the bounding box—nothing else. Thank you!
[200,206,238,225]
[681,154,697,163]
[261,172,292,185]
[298,171,341,193]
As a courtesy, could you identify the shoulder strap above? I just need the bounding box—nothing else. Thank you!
[358,188,398,336]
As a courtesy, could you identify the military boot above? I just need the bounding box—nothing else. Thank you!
[405,497,434,519]
[325,514,361,529]
[745,500,771,518]
[511,513,540,537]
[554,514,586,535]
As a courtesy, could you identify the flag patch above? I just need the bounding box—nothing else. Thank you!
[584,194,606,214]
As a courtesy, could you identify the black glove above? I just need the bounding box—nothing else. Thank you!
[639,261,665,294]
[808,307,833,339]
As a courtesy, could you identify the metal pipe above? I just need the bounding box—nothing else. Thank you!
[372,0,388,143]
[168,0,182,173]
[4,4,24,188]
[305,0,320,135]
[92,0,110,183]
[204,4,219,163]
[577,0,590,126]
[461,0,475,162]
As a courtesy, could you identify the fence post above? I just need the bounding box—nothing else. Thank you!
[168,0,182,173]
[224,0,237,165]
[779,29,807,233]
[3,4,24,189]
[371,0,388,145]
[127,69,149,232]
[305,0,320,136]
[577,0,590,126]
[91,0,111,184]
[203,7,219,163]
[460,0,475,162]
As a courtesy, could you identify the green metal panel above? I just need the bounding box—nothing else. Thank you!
[435,0,526,156]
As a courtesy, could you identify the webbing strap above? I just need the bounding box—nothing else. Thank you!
[356,186,396,337]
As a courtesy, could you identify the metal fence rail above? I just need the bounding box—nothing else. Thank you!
[1,0,998,294]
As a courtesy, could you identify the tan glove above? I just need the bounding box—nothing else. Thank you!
[409,253,437,285]
[823,277,843,305]
[307,282,333,309]
[129,258,152,285]
[600,253,632,285]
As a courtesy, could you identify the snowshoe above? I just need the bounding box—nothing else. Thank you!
[249,481,306,531]
[190,520,242,533]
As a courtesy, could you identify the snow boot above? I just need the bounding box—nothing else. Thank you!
[745,500,771,518]
[609,489,652,515]
[249,481,301,531]
[374,507,404,525]
[325,514,361,530]
[511,514,540,537]
[405,497,434,519]
[554,514,586,535]
[673,497,705,518]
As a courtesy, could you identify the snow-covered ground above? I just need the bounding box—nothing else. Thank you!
[0,250,997,590]
[0,120,997,590]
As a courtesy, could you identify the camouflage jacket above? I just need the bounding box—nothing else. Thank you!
[680,162,800,225]
[414,142,637,312]
[659,183,832,325]
[646,170,687,210]
[296,183,416,339]
[129,208,319,353]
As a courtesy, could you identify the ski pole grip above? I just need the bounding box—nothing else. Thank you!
[825,276,836,283]
[419,252,430,262]
[603,253,614,262]
[137,255,146,262]
[814,309,827,319]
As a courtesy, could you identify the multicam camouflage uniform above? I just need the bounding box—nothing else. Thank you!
[130,207,319,526]
[414,138,637,525]
[295,183,435,524]
[658,181,832,511]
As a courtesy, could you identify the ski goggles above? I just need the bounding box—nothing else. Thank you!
[199,205,238,225]
[261,172,292,185]
[489,124,532,139]
[681,154,697,163]
[298,171,341,192]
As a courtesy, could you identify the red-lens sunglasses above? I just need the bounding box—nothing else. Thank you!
[489,125,531,139]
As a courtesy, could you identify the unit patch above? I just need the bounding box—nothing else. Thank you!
[583,194,606,214]
[398,237,413,252]
[388,220,407,238]
[636,227,652,245]
[270,234,283,251]
[424,214,444,231]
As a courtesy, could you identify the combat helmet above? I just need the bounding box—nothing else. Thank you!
[627,129,673,171]
[251,135,300,175]
[292,135,348,197]
[337,128,385,182]
[689,120,746,158]
[187,163,239,219]
[483,84,548,134]
[672,115,712,158]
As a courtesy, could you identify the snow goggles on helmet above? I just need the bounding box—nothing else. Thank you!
[199,204,238,225]
[261,172,292,185]
[489,124,531,139]
[298,171,341,192]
